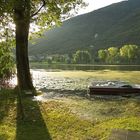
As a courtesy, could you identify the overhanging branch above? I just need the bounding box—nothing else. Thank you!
[31,0,46,17]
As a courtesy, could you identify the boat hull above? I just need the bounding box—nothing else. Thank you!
[88,87,140,95]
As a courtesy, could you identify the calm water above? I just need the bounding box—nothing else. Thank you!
[31,64,140,71]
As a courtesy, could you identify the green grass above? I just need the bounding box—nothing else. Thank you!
[60,97,140,140]
[0,89,140,140]
[0,90,96,140]
[93,117,140,140]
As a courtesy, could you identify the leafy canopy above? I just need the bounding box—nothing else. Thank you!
[0,0,86,39]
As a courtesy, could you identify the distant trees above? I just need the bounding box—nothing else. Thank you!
[98,44,140,64]
[73,50,91,64]
[120,45,139,63]
[107,47,119,64]
[29,44,140,65]
[52,55,66,63]
[98,47,119,64]
[98,49,107,63]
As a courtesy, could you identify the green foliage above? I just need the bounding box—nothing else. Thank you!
[120,44,140,63]
[47,58,52,64]
[52,55,66,63]
[98,49,108,63]
[0,41,15,83]
[0,0,86,39]
[107,47,119,64]
[73,50,91,64]
[98,45,140,64]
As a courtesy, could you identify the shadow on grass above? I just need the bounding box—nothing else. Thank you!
[0,89,17,140]
[40,88,87,98]
[0,89,16,123]
[0,89,52,140]
[16,94,52,140]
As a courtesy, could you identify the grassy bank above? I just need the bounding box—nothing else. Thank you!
[0,89,140,140]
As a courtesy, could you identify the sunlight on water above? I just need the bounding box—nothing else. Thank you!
[31,70,49,90]
[9,76,17,87]
[33,95,46,102]
[135,84,140,88]
[10,69,140,90]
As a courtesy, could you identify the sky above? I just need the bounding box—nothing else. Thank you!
[78,0,125,15]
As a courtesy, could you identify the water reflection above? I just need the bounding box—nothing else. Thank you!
[31,64,140,71]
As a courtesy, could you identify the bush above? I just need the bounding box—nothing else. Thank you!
[0,41,15,84]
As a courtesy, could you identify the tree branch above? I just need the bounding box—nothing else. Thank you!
[31,0,46,17]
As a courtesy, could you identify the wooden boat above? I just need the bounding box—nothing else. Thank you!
[88,81,140,96]
[88,86,140,95]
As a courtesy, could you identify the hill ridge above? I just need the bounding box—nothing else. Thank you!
[29,0,140,55]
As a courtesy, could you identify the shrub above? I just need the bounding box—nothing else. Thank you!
[0,41,15,85]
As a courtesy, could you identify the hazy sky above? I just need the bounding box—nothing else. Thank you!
[78,0,125,15]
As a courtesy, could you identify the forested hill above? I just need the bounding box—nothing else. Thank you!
[29,0,140,55]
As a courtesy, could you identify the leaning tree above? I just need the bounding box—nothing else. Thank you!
[0,0,85,93]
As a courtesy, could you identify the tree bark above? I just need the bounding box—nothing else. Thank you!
[14,3,34,92]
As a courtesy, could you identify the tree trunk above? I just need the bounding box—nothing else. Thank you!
[14,6,34,92]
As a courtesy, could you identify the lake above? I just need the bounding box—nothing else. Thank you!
[31,63,140,71]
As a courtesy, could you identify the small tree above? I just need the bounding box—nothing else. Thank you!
[73,50,91,64]
[0,41,15,84]
[98,49,107,63]
[107,47,119,64]
[120,45,140,64]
